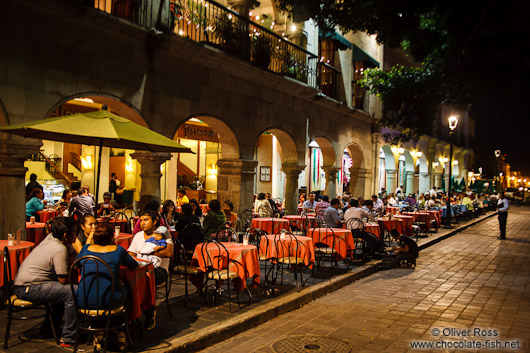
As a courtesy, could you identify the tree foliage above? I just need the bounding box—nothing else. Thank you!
[275,0,530,142]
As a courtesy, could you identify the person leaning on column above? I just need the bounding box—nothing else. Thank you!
[497,192,509,240]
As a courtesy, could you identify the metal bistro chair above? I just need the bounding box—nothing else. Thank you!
[69,255,133,353]
[122,208,136,220]
[289,219,304,236]
[200,240,240,312]
[172,238,201,306]
[237,209,254,233]
[215,222,238,242]
[312,226,341,277]
[113,212,129,233]
[346,217,367,262]
[247,228,274,292]
[3,247,59,349]
[272,231,305,292]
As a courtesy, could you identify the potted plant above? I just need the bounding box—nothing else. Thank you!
[251,33,272,70]
[214,13,239,55]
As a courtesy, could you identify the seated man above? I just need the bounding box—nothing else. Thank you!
[323,198,342,228]
[302,192,317,213]
[390,229,419,266]
[14,217,77,347]
[96,192,118,217]
[69,187,95,216]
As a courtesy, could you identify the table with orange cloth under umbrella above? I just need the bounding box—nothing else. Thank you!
[37,210,56,224]
[115,233,134,250]
[259,234,315,268]
[26,221,47,246]
[192,242,260,291]
[251,218,290,234]
[119,261,155,321]
[307,228,355,261]
[0,240,34,287]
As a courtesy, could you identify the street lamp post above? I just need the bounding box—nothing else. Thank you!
[445,115,459,228]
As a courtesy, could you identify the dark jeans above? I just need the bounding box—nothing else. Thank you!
[498,211,508,238]
[14,282,77,341]
[154,268,168,286]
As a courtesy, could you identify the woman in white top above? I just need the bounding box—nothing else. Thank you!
[254,192,273,217]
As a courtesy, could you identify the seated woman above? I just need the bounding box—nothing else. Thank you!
[202,199,226,240]
[76,222,138,350]
[254,193,273,217]
[161,199,179,228]
[72,213,97,254]
[26,188,48,222]
[223,200,237,229]
[189,199,203,218]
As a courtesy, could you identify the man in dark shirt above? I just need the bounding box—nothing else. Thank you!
[26,173,43,200]
[391,229,419,266]
[69,188,95,216]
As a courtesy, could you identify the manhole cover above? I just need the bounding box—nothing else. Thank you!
[272,335,351,353]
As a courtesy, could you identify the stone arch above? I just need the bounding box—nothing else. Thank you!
[344,142,367,197]
[175,114,240,160]
[402,150,415,193]
[44,92,149,128]
[380,145,397,194]
[403,150,414,173]
[418,153,428,173]
[417,152,430,193]
[312,136,337,167]
[256,127,299,164]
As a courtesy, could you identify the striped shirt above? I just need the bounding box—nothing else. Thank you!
[69,194,95,215]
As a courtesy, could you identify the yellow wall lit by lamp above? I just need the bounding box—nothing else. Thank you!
[81,155,93,170]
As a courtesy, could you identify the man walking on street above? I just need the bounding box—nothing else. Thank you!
[497,192,509,240]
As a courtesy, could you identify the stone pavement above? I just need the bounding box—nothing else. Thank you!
[200,207,530,353]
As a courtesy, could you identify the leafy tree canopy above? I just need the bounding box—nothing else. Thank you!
[275,0,530,142]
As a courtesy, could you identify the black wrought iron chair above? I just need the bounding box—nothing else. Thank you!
[346,217,366,262]
[69,255,133,353]
[312,226,341,277]
[200,240,240,312]
[272,231,305,291]
[3,247,59,349]
[215,222,237,242]
[172,238,201,306]
[237,209,253,232]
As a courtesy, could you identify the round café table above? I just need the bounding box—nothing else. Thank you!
[120,261,155,321]
[259,234,315,268]
[116,233,134,250]
[251,218,289,234]
[97,218,128,232]
[37,210,56,224]
[307,228,355,261]
[0,240,34,287]
[395,215,414,236]
[26,221,47,246]
[364,223,381,239]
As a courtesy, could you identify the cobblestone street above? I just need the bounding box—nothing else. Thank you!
[201,207,530,353]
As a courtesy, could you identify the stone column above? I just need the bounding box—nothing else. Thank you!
[349,167,372,198]
[217,158,258,214]
[405,171,414,195]
[323,167,341,199]
[434,173,443,189]
[419,172,431,194]
[0,137,42,240]
[444,172,450,193]
[131,151,172,211]
[386,169,397,194]
[282,163,305,215]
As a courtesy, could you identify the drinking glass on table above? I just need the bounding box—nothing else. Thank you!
[115,226,121,239]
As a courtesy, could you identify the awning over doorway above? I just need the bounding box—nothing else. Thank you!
[352,44,380,68]
[319,29,352,50]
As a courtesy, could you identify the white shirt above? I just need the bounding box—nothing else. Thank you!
[498,198,509,212]
[373,198,384,213]
[128,230,174,272]
[344,207,374,230]
[395,187,402,195]
[387,197,397,206]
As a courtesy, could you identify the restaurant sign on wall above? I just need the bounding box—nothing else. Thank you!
[176,123,219,143]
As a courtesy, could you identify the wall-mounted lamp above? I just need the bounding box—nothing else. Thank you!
[207,164,218,176]
[125,161,134,173]
[439,157,448,163]
[433,162,440,167]
[494,150,501,158]
[81,155,93,170]
[397,147,405,154]
[453,160,458,165]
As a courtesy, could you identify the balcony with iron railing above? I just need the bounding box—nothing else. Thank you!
[80,0,343,102]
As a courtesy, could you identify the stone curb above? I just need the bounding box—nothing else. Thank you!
[161,212,497,353]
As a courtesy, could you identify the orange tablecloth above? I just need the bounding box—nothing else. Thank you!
[395,215,414,236]
[259,234,315,268]
[120,262,155,321]
[26,221,46,246]
[364,223,382,239]
[403,212,431,230]
[0,240,34,287]
[199,204,209,214]
[307,228,355,261]
[386,206,400,215]
[37,210,56,223]
[192,242,260,291]
[427,210,442,227]
[283,215,317,232]
[251,218,290,234]
[378,219,399,232]
[116,233,134,250]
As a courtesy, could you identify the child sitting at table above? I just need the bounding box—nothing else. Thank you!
[137,226,168,268]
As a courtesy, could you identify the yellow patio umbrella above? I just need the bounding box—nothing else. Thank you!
[0,108,193,204]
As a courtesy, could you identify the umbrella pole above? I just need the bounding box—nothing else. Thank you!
[95,140,103,206]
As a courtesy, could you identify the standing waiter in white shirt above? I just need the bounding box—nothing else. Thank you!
[497,192,509,240]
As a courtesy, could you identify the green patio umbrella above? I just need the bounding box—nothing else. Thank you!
[459,177,467,191]
[0,108,193,204]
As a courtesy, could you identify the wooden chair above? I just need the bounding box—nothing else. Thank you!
[69,255,133,353]
[3,247,59,349]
